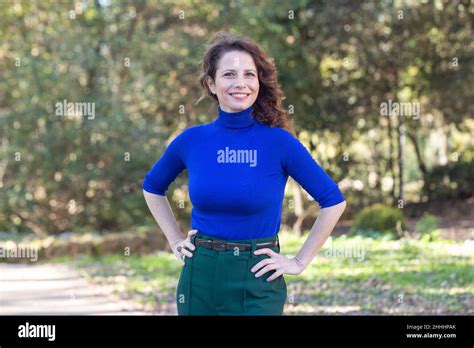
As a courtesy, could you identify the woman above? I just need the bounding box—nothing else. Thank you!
[142,32,346,315]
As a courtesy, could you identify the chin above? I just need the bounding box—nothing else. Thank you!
[231,100,254,108]
[225,103,247,111]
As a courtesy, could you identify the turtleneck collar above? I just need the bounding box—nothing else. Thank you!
[215,104,256,129]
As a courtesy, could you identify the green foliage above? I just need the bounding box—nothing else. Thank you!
[421,229,444,243]
[423,161,474,200]
[0,0,472,233]
[415,213,439,235]
[352,204,405,236]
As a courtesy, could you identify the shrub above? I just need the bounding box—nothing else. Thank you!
[423,161,474,200]
[415,213,439,235]
[352,203,405,236]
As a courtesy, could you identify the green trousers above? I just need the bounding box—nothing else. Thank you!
[176,232,287,315]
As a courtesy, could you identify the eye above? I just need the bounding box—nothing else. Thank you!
[224,72,234,77]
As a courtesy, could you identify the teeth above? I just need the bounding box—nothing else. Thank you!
[231,93,249,96]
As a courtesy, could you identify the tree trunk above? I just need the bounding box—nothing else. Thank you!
[407,131,428,188]
[397,119,405,204]
[292,205,318,236]
[387,115,397,202]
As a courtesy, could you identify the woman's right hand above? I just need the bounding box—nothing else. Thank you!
[171,229,198,265]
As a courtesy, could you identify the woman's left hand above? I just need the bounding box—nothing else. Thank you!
[251,248,306,281]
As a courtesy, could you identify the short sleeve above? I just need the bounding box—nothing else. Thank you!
[142,132,187,196]
[281,132,345,208]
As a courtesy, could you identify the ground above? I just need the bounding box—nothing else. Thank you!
[0,263,149,315]
[1,215,472,315]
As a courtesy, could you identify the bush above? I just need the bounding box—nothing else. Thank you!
[423,160,474,200]
[421,229,444,242]
[348,229,397,240]
[352,203,405,236]
[415,213,439,235]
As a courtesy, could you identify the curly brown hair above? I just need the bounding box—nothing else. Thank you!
[196,31,294,134]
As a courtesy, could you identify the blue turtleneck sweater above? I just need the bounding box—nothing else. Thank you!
[142,104,345,240]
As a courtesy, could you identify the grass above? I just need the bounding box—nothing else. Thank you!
[48,231,473,315]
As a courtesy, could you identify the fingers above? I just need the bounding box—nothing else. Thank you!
[179,246,193,258]
[253,248,276,257]
[175,242,193,257]
[179,230,197,258]
[173,245,186,265]
[187,229,198,239]
[266,269,284,282]
[250,257,274,273]
[182,239,196,252]
[174,230,198,263]
[254,263,280,278]
[177,255,185,266]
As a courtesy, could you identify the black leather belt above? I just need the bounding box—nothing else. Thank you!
[194,237,278,251]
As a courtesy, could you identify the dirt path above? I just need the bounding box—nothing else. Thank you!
[0,263,149,315]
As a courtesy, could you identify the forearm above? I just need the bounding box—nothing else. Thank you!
[143,190,184,247]
[294,200,347,269]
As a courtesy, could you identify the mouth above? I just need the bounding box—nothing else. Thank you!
[228,92,251,100]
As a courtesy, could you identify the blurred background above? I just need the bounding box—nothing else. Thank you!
[0,0,472,315]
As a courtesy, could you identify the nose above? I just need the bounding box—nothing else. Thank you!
[233,74,246,88]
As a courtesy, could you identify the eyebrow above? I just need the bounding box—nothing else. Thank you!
[222,69,256,73]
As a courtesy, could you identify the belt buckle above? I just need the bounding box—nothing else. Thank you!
[212,240,227,251]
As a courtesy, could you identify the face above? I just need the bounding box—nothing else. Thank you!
[207,50,259,113]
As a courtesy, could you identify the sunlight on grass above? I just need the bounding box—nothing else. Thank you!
[49,231,473,314]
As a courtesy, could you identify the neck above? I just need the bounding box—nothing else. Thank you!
[216,104,256,129]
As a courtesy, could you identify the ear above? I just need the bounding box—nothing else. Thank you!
[206,76,216,95]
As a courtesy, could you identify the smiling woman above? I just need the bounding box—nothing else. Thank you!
[205,50,259,112]
[197,31,293,132]
[142,31,346,316]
